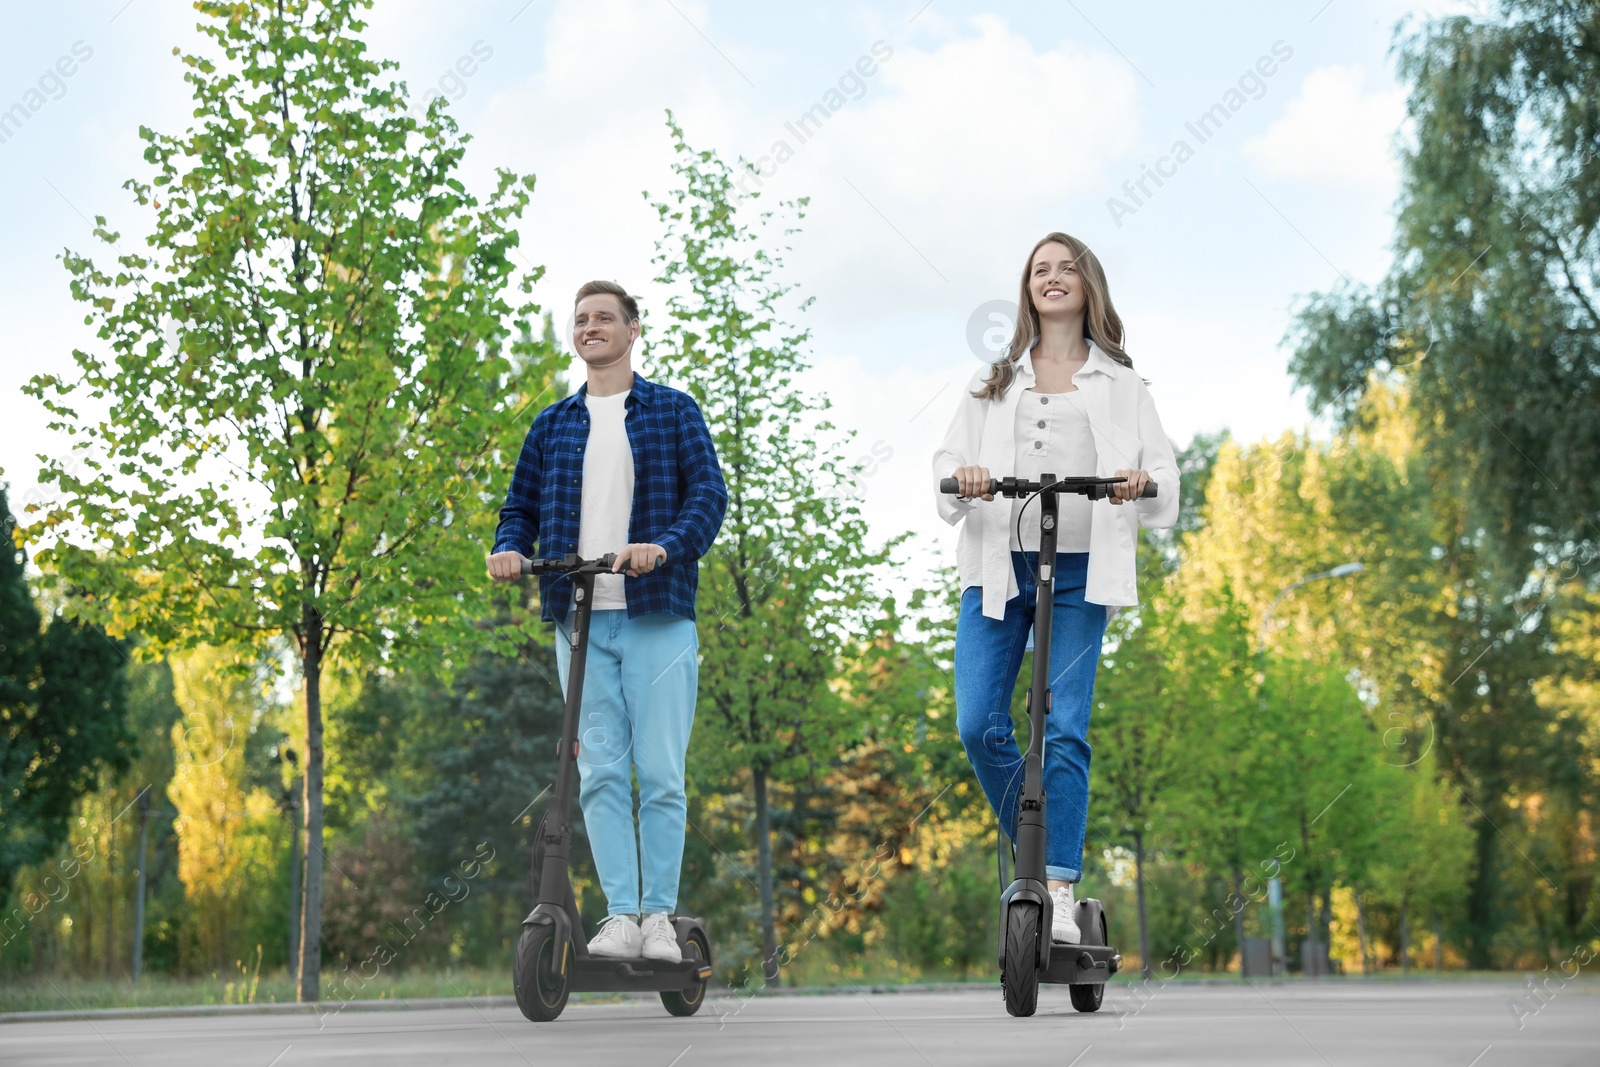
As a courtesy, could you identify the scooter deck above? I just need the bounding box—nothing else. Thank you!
[1042,942,1121,985]
[571,955,714,993]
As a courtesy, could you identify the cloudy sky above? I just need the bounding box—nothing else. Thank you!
[0,0,1471,586]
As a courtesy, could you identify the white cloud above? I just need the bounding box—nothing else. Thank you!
[1244,65,1406,190]
[457,0,759,353]
[782,15,1141,317]
[458,6,1141,342]
[822,16,1136,211]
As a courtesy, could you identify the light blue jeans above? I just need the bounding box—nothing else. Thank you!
[554,609,699,917]
[954,552,1107,883]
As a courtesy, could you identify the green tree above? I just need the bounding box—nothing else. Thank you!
[645,116,903,984]
[1090,573,1206,980]
[1159,587,1281,969]
[1257,655,1384,973]
[1286,4,1600,963]
[1535,581,1600,948]
[21,0,551,998]
[1366,751,1473,971]
[1,489,131,901]
[1289,0,1599,560]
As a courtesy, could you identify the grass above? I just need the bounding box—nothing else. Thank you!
[0,966,514,1015]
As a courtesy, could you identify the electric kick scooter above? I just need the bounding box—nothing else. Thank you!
[512,552,714,1022]
[938,473,1157,1017]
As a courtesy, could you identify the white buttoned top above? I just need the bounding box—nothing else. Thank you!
[1008,388,1097,552]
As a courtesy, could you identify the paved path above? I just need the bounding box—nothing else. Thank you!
[3,979,1596,1066]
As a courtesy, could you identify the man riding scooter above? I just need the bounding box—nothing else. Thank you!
[488,280,727,963]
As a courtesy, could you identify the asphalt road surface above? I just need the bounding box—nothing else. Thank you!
[4,979,1596,1066]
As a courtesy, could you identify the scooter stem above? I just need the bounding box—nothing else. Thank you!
[1014,478,1058,886]
[538,573,596,906]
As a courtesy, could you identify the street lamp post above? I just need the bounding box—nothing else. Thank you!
[1259,560,1364,978]
[132,787,151,983]
[283,748,302,983]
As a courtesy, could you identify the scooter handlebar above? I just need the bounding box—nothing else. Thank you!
[938,476,1158,499]
[519,552,620,576]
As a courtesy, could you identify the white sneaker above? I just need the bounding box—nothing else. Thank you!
[1051,885,1081,945]
[588,914,642,958]
[640,912,682,963]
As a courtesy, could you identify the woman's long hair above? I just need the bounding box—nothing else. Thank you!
[973,232,1132,400]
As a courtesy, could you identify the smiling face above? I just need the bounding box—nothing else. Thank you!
[572,293,639,366]
[1028,241,1085,321]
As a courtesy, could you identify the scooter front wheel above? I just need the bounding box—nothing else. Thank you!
[1001,902,1041,1017]
[514,922,572,1022]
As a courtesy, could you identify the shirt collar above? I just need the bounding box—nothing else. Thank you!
[1017,337,1119,381]
[570,372,657,409]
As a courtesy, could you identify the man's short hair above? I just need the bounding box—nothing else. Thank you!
[574,280,639,323]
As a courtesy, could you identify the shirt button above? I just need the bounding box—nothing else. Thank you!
[1037,420,1046,428]
[1034,441,1042,449]
[1041,397,1049,405]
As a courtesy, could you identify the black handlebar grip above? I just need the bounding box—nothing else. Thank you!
[519,556,535,576]
[1141,480,1158,499]
[939,476,1001,495]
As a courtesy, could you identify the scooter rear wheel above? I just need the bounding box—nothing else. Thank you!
[1001,902,1041,1017]
[659,929,711,1017]
[1068,909,1107,1013]
[513,922,571,1022]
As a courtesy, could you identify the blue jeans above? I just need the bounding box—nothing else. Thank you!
[554,609,699,917]
[954,552,1107,882]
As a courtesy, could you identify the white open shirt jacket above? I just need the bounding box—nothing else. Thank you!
[932,341,1182,621]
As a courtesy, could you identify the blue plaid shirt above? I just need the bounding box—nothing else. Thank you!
[493,373,728,623]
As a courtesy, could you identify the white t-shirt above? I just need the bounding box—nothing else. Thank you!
[1008,388,1096,553]
[578,389,635,610]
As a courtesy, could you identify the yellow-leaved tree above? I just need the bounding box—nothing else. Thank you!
[167,647,281,974]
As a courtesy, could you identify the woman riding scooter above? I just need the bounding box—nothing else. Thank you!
[933,232,1180,946]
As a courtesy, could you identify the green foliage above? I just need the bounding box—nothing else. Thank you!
[18,0,557,999]
[1288,2,1600,950]
[317,645,580,969]
[22,0,549,671]
[1,488,132,900]
[1288,0,1599,561]
[0,654,181,978]
[644,114,906,976]
[1366,749,1474,927]
[646,113,902,778]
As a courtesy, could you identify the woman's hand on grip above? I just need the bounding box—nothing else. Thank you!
[952,465,994,501]
[1109,468,1149,505]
